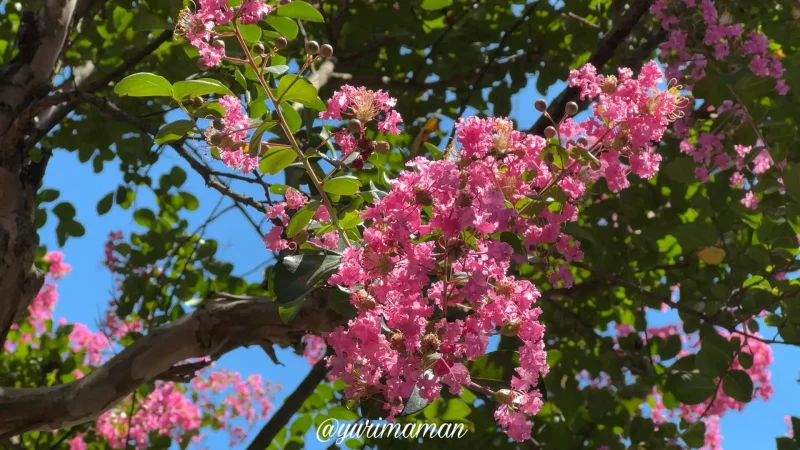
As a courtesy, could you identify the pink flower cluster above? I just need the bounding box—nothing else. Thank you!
[176,0,272,68]
[653,0,788,94]
[263,188,335,251]
[320,85,403,170]
[566,61,685,192]
[322,67,682,440]
[205,95,259,173]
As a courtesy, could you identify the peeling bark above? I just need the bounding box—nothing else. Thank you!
[0,0,80,347]
[0,292,346,439]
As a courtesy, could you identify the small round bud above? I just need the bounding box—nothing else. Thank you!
[304,40,320,55]
[565,101,579,115]
[347,118,362,133]
[190,97,204,108]
[319,44,334,58]
[354,290,376,310]
[421,333,440,354]
[209,133,223,146]
[275,37,288,50]
[589,160,601,171]
[576,137,589,147]
[390,332,405,352]
[220,135,235,149]
[197,60,211,71]
[213,118,225,131]
[212,39,225,50]
[414,187,433,206]
[534,99,547,112]
[375,141,390,154]
[494,389,515,404]
[544,126,557,139]
[253,42,265,55]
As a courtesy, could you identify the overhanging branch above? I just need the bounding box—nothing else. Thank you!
[0,291,345,439]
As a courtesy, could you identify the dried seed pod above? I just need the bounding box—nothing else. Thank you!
[304,40,320,55]
[565,101,579,115]
[319,44,334,58]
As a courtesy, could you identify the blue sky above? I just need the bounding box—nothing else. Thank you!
[40,74,799,450]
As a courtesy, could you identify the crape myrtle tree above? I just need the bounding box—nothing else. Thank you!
[2,0,800,449]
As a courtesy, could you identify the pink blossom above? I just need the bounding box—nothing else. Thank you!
[741,191,759,209]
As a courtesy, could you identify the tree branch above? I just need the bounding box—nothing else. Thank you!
[245,352,331,450]
[0,291,345,439]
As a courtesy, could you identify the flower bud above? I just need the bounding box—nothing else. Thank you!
[213,118,225,131]
[305,40,320,55]
[197,60,211,71]
[421,333,440,354]
[212,39,225,50]
[414,187,433,206]
[534,99,547,112]
[375,141,390,154]
[209,133,223,146]
[354,290,376,310]
[220,135,235,149]
[390,332,405,351]
[565,101,578,115]
[347,118,362,133]
[494,389,515,404]
[253,42,266,55]
[576,137,589,147]
[275,37,288,50]
[190,97,204,108]
[319,44,334,58]
[544,126,557,139]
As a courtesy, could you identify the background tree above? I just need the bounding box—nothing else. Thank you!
[1,0,799,449]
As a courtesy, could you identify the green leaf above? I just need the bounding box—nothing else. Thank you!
[279,101,303,133]
[286,202,320,237]
[440,398,471,421]
[666,372,716,405]
[276,1,324,22]
[466,350,546,400]
[154,120,194,145]
[682,421,707,449]
[265,16,299,39]
[722,370,753,402]
[259,146,297,175]
[270,252,341,303]
[114,73,172,97]
[630,416,654,444]
[133,208,157,228]
[783,164,800,203]
[170,167,188,188]
[172,78,234,100]
[323,176,361,196]
[275,75,325,109]
[96,192,113,215]
[738,352,754,369]
[421,0,453,10]
[663,157,697,184]
[239,24,262,42]
[248,120,279,156]
[265,65,290,76]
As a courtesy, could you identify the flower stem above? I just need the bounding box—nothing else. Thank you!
[232,21,351,247]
